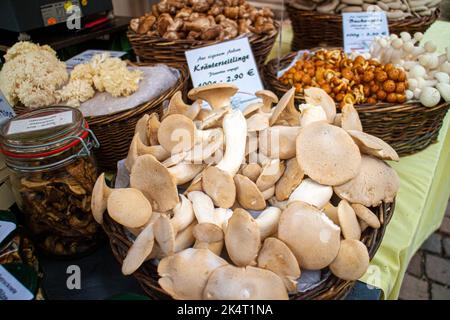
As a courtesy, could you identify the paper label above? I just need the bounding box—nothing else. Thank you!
[66,49,126,69]
[343,12,389,53]
[0,265,34,300]
[0,220,16,244]
[185,37,263,110]
[7,111,73,135]
[0,92,15,127]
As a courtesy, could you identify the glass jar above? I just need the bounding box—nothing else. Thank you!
[0,107,100,257]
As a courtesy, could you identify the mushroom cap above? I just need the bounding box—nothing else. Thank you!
[333,155,399,207]
[260,126,301,160]
[184,128,224,163]
[275,158,304,201]
[337,200,361,240]
[269,87,300,126]
[256,159,285,192]
[188,83,238,110]
[203,265,289,300]
[163,91,200,120]
[278,201,341,270]
[256,90,279,111]
[107,188,152,228]
[153,214,176,255]
[167,162,205,185]
[130,154,179,212]
[243,102,263,118]
[122,219,155,275]
[341,103,363,131]
[225,208,260,267]
[234,174,266,211]
[246,112,270,132]
[351,204,380,229]
[202,166,236,209]
[199,107,229,130]
[125,133,140,172]
[255,206,281,240]
[261,186,275,200]
[304,87,336,123]
[323,202,340,226]
[329,239,369,281]
[296,122,361,186]
[91,173,111,224]
[158,114,196,153]
[347,130,399,161]
[193,223,224,243]
[135,114,150,145]
[241,163,262,182]
[158,248,228,300]
[257,237,301,293]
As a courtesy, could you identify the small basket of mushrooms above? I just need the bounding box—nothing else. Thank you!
[286,0,440,50]
[264,35,450,156]
[127,0,278,69]
[93,83,399,300]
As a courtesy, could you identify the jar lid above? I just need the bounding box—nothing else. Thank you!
[0,107,98,160]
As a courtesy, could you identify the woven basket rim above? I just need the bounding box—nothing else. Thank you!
[264,51,450,113]
[103,194,395,300]
[286,2,440,24]
[85,63,189,125]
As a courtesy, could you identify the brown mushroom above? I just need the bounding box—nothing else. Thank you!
[107,188,152,228]
[329,239,369,281]
[91,173,112,224]
[158,114,196,154]
[351,204,381,229]
[259,126,301,160]
[202,166,236,209]
[234,174,266,211]
[256,90,279,113]
[341,103,363,131]
[269,87,301,126]
[337,199,361,240]
[188,83,238,110]
[275,158,304,201]
[347,130,399,161]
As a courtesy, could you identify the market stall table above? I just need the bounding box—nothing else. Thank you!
[269,20,450,299]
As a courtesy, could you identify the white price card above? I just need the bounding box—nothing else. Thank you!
[342,11,389,53]
[7,111,73,135]
[0,92,15,127]
[0,220,16,244]
[185,37,264,110]
[66,49,126,69]
[0,265,34,300]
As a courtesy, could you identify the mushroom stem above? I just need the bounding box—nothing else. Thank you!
[167,162,205,185]
[288,178,333,209]
[255,207,281,240]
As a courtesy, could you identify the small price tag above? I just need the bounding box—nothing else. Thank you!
[342,11,389,53]
[65,49,126,69]
[7,110,73,135]
[0,92,15,127]
[185,37,264,110]
[0,220,16,244]
[0,265,34,300]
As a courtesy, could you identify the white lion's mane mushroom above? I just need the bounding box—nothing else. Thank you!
[333,155,399,207]
[106,188,152,228]
[203,265,289,300]
[225,208,261,267]
[296,122,362,186]
[278,201,341,270]
[288,178,333,209]
[153,194,195,255]
[130,154,179,212]
[188,83,238,110]
[202,110,247,208]
[304,87,336,123]
[275,158,304,201]
[269,87,301,126]
[347,130,399,162]
[259,126,301,160]
[329,239,369,281]
[91,173,112,224]
[157,248,228,300]
[257,237,301,293]
[234,174,266,211]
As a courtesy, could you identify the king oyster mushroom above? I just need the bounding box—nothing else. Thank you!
[234,174,266,211]
[163,91,201,120]
[337,199,361,240]
[241,163,262,182]
[259,126,301,160]
[157,114,196,154]
[188,83,238,110]
[107,188,152,228]
[257,237,301,293]
[329,239,370,281]
[341,103,363,132]
[187,191,232,228]
[256,159,285,192]
[256,90,279,113]
[346,130,399,161]
[147,113,161,146]
[193,223,224,256]
[275,158,304,201]
[304,87,336,123]
[296,122,362,186]
[278,201,341,270]
[135,114,150,145]
[202,110,247,208]
[203,265,289,300]
[351,204,381,229]
[130,154,179,212]
[333,155,399,207]
[288,178,333,209]
[91,173,112,224]
[158,248,228,300]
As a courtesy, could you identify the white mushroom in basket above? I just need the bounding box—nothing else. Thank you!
[329,239,370,281]
[278,201,341,270]
[341,103,363,132]
[203,265,289,300]
[256,158,285,192]
[256,90,279,113]
[158,248,228,300]
[163,91,201,120]
[125,133,170,171]
[91,173,112,224]
[304,87,336,123]
[347,130,399,161]
[259,126,301,160]
[299,104,328,127]
[257,237,301,294]
[269,87,301,126]
[275,158,304,201]
[193,223,224,256]
[187,191,233,228]
[107,188,152,228]
[337,199,361,240]
[188,83,238,110]
[296,122,362,186]
[288,178,333,209]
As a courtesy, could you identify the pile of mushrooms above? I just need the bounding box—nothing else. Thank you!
[369,32,450,107]
[91,84,399,300]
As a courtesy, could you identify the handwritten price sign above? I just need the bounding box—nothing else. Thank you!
[185,37,263,110]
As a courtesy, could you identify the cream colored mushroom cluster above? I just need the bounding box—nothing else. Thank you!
[91,84,399,300]
[290,0,441,20]
[368,32,450,107]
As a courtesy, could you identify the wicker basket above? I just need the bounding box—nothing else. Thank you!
[127,24,279,71]
[263,52,450,156]
[287,3,440,51]
[103,193,395,300]
[13,64,189,171]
